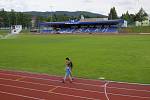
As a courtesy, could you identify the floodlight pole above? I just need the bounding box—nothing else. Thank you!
[50,6,53,22]
[138,0,142,33]
[7,11,11,34]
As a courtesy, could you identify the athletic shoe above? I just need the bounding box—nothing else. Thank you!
[62,80,65,83]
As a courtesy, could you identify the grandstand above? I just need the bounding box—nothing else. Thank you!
[39,19,127,34]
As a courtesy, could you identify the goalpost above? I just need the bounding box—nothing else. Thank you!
[0,25,22,39]
[11,25,22,34]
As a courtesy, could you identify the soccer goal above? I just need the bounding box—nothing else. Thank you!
[11,25,22,34]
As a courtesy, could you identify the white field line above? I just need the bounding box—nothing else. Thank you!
[0,68,150,86]
[0,83,99,100]
[0,72,150,93]
[0,34,17,39]
[0,90,45,100]
[139,33,150,35]
[0,35,3,39]
[0,77,150,99]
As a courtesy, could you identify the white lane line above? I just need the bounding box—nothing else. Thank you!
[0,90,45,100]
[104,81,110,100]
[0,72,101,87]
[0,77,150,99]
[0,77,102,93]
[48,86,59,93]
[15,77,26,81]
[108,92,150,99]
[0,69,150,86]
[108,86,150,93]
[0,72,150,93]
[0,83,99,100]
[109,80,150,86]
[50,91,100,100]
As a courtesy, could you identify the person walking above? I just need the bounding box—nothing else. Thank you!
[62,57,73,83]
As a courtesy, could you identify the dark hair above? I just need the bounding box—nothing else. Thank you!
[66,57,70,60]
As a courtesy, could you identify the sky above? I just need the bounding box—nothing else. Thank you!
[0,0,149,16]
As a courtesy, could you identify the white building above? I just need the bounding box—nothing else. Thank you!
[136,16,150,26]
[80,15,108,22]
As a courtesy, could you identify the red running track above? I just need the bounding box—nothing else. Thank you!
[0,69,150,100]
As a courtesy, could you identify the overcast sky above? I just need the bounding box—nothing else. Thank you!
[0,0,149,16]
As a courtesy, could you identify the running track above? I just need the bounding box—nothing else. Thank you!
[0,70,150,100]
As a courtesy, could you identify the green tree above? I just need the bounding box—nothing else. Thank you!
[108,7,118,20]
[135,8,148,22]
[53,14,57,22]
[0,8,9,27]
[121,11,136,25]
[9,9,16,25]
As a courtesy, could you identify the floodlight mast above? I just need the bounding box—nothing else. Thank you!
[110,0,116,20]
[7,10,11,33]
[138,0,142,32]
[50,5,53,22]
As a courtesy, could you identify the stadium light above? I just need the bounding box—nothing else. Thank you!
[50,5,54,22]
[137,0,142,32]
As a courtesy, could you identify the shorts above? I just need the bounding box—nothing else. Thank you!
[66,67,71,76]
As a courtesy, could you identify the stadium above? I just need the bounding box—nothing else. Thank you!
[0,0,150,100]
[39,17,127,34]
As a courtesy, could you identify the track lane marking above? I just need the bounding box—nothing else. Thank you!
[0,69,150,86]
[0,83,100,100]
[15,77,26,81]
[104,81,110,100]
[1,69,150,86]
[0,72,150,93]
[48,86,59,93]
[0,78,149,99]
[0,77,103,93]
[0,90,45,100]
[0,72,101,87]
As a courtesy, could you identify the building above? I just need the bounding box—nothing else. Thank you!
[38,14,127,34]
[80,15,108,22]
[136,16,150,26]
[80,18,108,22]
[31,16,37,28]
[39,19,126,34]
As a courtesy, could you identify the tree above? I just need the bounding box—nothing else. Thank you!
[9,9,16,25]
[0,8,31,28]
[121,11,130,21]
[108,7,118,20]
[53,14,57,22]
[121,11,136,24]
[135,8,148,22]
[0,8,9,27]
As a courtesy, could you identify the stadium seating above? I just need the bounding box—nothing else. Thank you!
[41,27,118,34]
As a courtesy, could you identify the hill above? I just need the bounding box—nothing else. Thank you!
[24,11,107,18]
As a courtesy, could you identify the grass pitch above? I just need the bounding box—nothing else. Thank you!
[0,34,150,84]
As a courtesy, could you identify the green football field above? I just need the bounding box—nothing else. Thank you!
[0,34,150,84]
